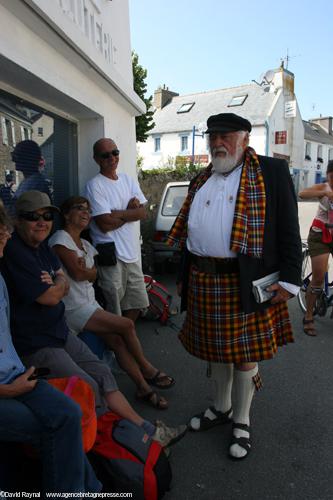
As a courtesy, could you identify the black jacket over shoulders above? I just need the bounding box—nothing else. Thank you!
[178,155,302,314]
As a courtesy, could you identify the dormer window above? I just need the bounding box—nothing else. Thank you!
[228,95,248,107]
[177,103,195,113]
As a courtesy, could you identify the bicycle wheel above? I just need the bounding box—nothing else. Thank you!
[298,249,312,313]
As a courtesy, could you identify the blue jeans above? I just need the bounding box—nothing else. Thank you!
[0,379,101,494]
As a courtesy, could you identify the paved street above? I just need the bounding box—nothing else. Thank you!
[116,271,333,500]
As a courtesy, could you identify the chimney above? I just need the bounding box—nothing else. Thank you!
[310,117,333,136]
[272,64,295,96]
[153,84,179,109]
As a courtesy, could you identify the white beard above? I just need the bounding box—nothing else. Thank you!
[211,143,245,174]
[212,155,239,174]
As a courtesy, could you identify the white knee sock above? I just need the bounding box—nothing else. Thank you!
[190,363,233,430]
[230,365,257,459]
[211,362,234,413]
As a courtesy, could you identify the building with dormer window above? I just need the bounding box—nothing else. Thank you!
[138,65,308,190]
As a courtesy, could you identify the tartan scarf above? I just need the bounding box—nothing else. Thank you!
[167,146,266,258]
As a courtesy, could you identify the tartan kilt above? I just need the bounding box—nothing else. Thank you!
[179,265,294,363]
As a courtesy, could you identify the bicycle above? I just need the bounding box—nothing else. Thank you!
[298,240,333,318]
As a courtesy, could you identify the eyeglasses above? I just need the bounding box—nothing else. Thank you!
[19,211,54,222]
[70,204,92,214]
[99,149,120,159]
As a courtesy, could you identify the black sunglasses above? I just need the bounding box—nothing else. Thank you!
[19,211,54,222]
[99,149,120,159]
[70,204,92,214]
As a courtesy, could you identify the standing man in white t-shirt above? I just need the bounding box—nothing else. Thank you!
[85,138,149,321]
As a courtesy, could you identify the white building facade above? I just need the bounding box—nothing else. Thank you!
[301,117,333,187]
[138,66,308,190]
[0,0,145,204]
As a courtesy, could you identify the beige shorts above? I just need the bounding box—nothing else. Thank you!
[97,259,149,316]
[65,300,102,333]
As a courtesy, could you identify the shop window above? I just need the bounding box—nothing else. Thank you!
[0,89,78,214]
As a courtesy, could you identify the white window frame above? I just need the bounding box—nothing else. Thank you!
[1,116,8,145]
[10,121,16,147]
[180,135,189,152]
[317,144,323,160]
[329,148,333,161]
[305,142,311,159]
[228,95,248,107]
[154,137,161,153]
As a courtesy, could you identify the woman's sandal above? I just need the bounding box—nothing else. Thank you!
[136,390,168,410]
[144,370,175,389]
[302,318,317,336]
[229,423,251,460]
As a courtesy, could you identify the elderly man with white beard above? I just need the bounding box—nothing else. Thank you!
[168,113,302,460]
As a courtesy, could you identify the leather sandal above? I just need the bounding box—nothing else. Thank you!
[229,423,251,460]
[144,370,175,389]
[303,318,317,336]
[189,406,232,431]
[136,390,168,410]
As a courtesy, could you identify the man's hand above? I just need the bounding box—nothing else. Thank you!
[127,197,141,209]
[1,367,38,398]
[267,283,293,304]
[53,270,70,296]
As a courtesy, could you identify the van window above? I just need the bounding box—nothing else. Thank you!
[161,185,188,216]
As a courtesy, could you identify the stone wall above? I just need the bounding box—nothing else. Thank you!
[138,169,195,271]
[138,169,194,243]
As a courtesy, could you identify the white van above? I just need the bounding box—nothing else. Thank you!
[151,181,189,263]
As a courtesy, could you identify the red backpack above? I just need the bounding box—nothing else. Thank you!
[142,275,173,325]
[90,412,172,500]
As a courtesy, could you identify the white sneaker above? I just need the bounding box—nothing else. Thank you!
[152,420,187,448]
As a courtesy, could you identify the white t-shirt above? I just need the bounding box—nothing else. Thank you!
[48,230,98,310]
[85,172,147,263]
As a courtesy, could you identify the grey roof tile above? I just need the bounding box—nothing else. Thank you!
[151,84,277,134]
[303,120,333,145]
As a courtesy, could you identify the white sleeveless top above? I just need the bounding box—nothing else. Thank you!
[49,230,98,310]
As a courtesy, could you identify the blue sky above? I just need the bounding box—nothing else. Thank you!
[129,0,333,121]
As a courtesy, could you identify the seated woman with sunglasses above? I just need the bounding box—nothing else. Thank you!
[2,191,186,447]
[48,196,175,409]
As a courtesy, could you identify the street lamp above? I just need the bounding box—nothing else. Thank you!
[191,122,206,163]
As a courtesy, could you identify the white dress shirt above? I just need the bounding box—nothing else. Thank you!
[187,167,299,296]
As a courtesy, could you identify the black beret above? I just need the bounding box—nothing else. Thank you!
[205,113,252,134]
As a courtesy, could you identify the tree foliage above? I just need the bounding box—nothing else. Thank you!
[132,51,155,142]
